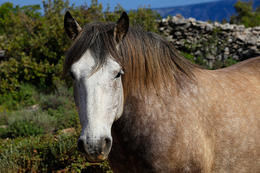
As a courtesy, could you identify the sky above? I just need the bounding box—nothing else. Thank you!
[1,0,219,10]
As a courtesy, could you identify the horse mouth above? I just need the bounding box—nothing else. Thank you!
[85,154,108,163]
[77,138,110,163]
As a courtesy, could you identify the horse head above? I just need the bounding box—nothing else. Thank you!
[64,11,129,162]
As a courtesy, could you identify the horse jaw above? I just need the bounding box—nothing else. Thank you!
[71,49,124,162]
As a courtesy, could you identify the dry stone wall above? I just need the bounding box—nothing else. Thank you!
[158,15,260,68]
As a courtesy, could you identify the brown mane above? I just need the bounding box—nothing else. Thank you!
[64,22,197,96]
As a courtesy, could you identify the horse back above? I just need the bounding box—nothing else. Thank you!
[218,56,260,75]
[199,56,260,172]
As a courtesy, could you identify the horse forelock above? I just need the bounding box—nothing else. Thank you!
[63,22,115,75]
[64,22,197,97]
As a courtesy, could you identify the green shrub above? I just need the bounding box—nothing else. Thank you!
[211,57,238,69]
[0,84,78,138]
[181,52,208,68]
[0,0,161,94]
[4,121,44,138]
[224,58,238,67]
[0,103,78,139]
[0,84,37,111]
[0,134,112,172]
[0,110,56,138]
[230,0,260,27]
[39,87,78,130]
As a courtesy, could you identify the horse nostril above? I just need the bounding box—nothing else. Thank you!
[101,137,112,155]
[105,137,111,145]
[77,139,85,153]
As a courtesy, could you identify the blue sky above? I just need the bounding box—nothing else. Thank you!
[1,0,219,10]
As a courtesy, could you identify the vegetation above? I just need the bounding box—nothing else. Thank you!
[230,0,260,27]
[0,0,160,94]
[0,134,112,172]
[0,84,113,172]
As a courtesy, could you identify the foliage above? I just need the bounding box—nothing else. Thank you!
[0,84,38,111]
[0,110,54,138]
[0,1,68,93]
[0,84,78,138]
[0,0,161,94]
[0,83,111,171]
[223,57,238,67]
[230,0,260,27]
[3,121,44,138]
[181,52,208,68]
[128,7,161,33]
[0,134,112,172]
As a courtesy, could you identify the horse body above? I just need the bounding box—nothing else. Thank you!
[110,57,260,173]
[64,12,260,173]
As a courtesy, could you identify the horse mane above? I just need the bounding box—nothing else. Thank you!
[64,22,197,96]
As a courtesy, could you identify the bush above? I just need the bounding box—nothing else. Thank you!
[230,0,260,27]
[39,86,78,130]
[0,84,37,111]
[0,134,112,172]
[4,121,44,138]
[181,52,208,68]
[0,0,161,94]
[224,57,238,67]
[0,110,56,138]
[0,84,78,138]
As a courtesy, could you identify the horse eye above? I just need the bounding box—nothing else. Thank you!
[70,71,75,79]
[115,69,124,79]
[115,72,121,78]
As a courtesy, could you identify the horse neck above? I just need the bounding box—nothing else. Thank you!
[115,79,200,129]
[114,68,215,136]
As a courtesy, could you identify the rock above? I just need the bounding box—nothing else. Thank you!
[159,27,165,32]
[233,55,239,60]
[174,31,182,36]
[224,47,229,53]
[207,55,215,60]
[188,17,196,23]
[195,50,201,56]
[205,24,213,31]
[166,35,173,42]
[0,125,8,129]
[59,128,76,136]
[254,26,260,31]
[162,18,168,23]
[27,104,40,112]
[158,15,260,67]
[213,22,221,27]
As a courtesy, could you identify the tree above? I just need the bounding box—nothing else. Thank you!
[230,0,260,27]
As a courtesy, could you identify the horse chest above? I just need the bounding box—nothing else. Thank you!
[109,113,204,173]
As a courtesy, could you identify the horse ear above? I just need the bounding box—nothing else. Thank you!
[114,12,129,43]
[64,11,82,40]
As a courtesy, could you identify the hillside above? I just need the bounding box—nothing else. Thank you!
[155,0,260,21]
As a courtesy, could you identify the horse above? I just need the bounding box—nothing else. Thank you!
[63,11,260,173]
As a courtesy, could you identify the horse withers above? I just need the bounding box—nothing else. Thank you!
[64,11,260,173]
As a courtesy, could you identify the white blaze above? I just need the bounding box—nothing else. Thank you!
[71,49,124,149]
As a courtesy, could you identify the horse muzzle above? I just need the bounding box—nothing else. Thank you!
[77,136,112,162]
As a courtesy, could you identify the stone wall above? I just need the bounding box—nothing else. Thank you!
[158,15,260,68]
